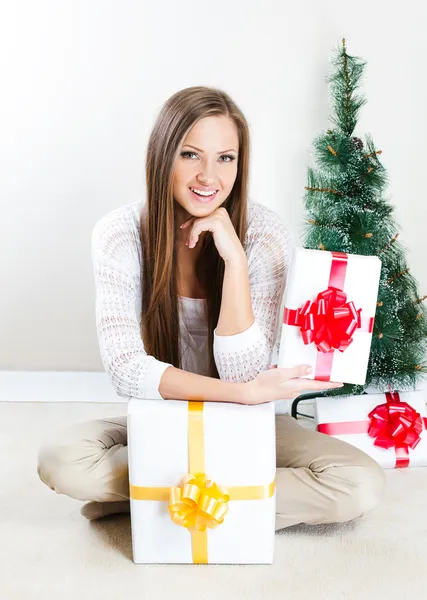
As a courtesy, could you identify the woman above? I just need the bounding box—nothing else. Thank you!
[37,86,385,528]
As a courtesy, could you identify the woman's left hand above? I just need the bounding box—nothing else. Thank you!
[180,207,246,264]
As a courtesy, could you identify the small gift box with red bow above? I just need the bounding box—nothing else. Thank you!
[315,390,427,468]
[277,247,382,384]
[127,398,276,564]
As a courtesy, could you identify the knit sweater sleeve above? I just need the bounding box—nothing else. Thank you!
[91,205,173,400]
[213,203,294,383]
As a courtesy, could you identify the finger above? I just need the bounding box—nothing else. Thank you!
[180,217,195,229]
[188,229,199,248]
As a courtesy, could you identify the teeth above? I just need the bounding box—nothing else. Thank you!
[191,188,216,197]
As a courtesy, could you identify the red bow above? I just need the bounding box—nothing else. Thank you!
[368,401,423,452]
[286,286,362,354]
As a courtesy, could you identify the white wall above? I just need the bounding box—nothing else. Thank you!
[2,0,426,373]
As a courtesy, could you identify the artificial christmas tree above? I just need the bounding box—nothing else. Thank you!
[296,38,427,400]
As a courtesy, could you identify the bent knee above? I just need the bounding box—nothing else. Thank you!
[328,461,386,522]
[36,426,100,497]
[37,440,97,500]
[37,438,72,492]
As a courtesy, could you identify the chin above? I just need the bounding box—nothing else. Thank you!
[180,195,221,213]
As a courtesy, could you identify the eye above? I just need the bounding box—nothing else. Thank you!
[180,151,236,163]
[219,154,236,163]
[180,151,198,159]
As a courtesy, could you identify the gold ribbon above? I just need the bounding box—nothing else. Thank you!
[129,401,276,563]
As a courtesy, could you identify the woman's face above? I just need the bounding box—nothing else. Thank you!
[172,115,239,225]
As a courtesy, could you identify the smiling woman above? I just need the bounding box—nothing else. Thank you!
[141,86,253,380]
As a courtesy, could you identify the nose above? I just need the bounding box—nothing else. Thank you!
[197,159,217,185]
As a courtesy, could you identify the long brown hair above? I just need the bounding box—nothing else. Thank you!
[140,86,250,378]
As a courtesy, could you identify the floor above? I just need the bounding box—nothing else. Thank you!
[2,400,427,600]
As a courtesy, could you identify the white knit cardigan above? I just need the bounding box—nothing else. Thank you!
[91,198,295,401]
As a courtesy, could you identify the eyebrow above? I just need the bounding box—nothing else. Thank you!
[182,144,238,154]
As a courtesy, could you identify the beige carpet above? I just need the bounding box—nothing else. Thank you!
[2,401,427,600]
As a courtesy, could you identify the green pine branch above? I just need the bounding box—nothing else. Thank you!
[300,38,427,398]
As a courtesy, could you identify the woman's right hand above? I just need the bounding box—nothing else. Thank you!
[242,364,344,405]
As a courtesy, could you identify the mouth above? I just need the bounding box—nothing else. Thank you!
[188,187,218,203]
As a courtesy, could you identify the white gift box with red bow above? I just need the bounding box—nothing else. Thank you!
[127,399,276,564]
[314,390,427,468]
[277,247,382,385]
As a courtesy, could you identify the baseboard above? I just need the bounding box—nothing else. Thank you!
[6,371,423,411]
[4,370,426,432]
[0,371,123,403]
[0,371,306,414]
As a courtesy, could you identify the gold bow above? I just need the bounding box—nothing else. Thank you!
[169,472,230,532]
[130,401,276,563]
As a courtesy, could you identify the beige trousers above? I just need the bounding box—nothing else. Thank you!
[37,412,386,530]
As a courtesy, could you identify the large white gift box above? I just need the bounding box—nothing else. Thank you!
[315,390,427,468]
[278,247,382,385]
[127,398,276,564]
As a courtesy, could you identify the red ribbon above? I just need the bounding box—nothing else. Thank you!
[317,389,427,468]
[283,251,375,381]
